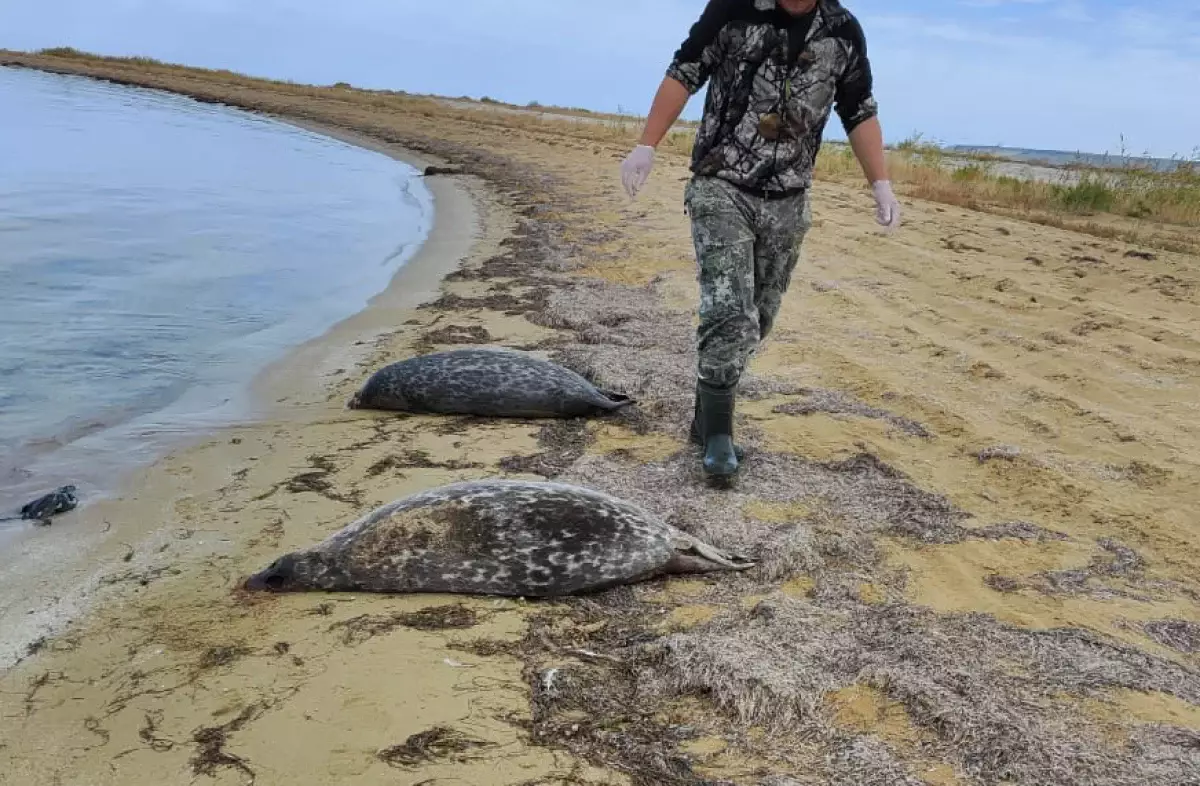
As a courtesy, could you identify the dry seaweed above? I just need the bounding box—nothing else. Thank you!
[83,716,110,747]
[487,446,1200,784]
[643,600,1200,785]
[531,278,687,350]
[98,563,182,588]
[140,710,176,752]
[418,323,492,348]
[523,657,733,786]
[366,449,484,476]
[446,637,524,659]
[1142,619,1200,654]
[499,419,592,479]
[376,726,492,768]
[197,645,251,671]
[986,538,1151,600]
[772,388,931,438]
[190,702,264,782]
[975,444,1022,462]
[423,285,552,318]
[254,453,362,506]
[328,603,480,646]
[969,520,1071,542]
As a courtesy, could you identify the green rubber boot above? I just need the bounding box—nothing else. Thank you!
[689,383,743,461]
[696,381,739,477]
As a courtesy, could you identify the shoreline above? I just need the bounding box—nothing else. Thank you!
[0,100,490,673]
[2,52,1198,786]
[245,116,486,416]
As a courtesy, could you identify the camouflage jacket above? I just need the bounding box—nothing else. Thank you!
[666,0,878,194]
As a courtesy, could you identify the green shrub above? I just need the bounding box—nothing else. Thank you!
[1054,176,1116,213]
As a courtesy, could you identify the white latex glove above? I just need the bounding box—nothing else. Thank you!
[871,179,901,230]
[620,144,655,199]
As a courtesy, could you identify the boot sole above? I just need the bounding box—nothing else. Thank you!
[689,423,744,460]
[703,468,739,488]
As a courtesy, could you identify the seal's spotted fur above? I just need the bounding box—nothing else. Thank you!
[243,480,752,596]
[347,347,633,418]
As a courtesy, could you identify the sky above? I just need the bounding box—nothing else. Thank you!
[2,0,1198,159]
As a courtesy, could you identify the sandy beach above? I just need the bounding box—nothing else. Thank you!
[1,51,1198,786]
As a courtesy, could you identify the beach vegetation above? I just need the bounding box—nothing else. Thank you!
[1054,176,1116,213]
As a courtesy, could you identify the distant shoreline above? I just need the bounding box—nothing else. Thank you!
[944,144,1197,173]
[12,48,1195,176]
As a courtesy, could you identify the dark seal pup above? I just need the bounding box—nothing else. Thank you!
[0,485,79,526]
[242,479,753,597]
[346,347,633,418]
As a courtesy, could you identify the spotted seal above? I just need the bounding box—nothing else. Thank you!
[346,347,633,418]
[242,479,753,596]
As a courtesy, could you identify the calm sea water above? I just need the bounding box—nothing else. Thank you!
[0,67,432,528]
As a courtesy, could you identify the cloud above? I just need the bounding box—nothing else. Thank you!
[1051,2,1094,24]
[847,0,1200,157]
[959,0,1053,8]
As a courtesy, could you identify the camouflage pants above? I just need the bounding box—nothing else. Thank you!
[684,175,812,389]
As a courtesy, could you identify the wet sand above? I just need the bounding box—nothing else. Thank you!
[1,51,1198,786]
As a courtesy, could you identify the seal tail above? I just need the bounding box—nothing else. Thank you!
[346,390,364,410]
[594,388,635,412]
[666,533,755,574]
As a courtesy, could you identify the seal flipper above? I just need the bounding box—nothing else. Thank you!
[592,387,635,412]
[663,532,755,575]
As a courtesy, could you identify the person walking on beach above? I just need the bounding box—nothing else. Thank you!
[620,0,900,479]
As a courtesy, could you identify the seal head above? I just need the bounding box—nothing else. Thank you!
[243,552,356,592]
[346,384,406,411]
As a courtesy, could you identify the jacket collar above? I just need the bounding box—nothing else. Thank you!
[753,0,848,19]
[754,0,853,40]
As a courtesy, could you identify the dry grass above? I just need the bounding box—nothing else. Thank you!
[502,437,1200,782]
[645,600,1200,784]
[513,577,1200,784]
[814,135,1200,253]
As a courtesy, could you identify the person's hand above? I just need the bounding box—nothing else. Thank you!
[620,144,655,199]
[871,179,901,230]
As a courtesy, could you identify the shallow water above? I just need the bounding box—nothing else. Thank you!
[0,66,432,531]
